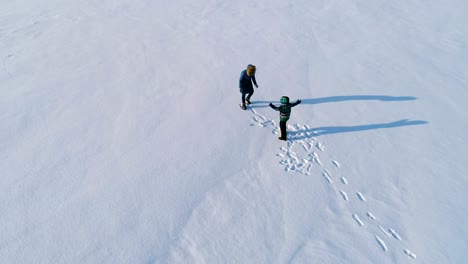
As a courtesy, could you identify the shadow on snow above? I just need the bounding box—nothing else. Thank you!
[249,95,417,109]
[301,95,417,104]
[247,95,427,138]
[289,119,428,140]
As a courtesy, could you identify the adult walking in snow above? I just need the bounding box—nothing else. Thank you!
[269,96,301,141]
[239,64,258,110]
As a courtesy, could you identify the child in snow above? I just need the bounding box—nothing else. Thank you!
[239,64,258,110]
[269,96,301,141]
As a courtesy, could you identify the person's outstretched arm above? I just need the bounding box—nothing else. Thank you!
[291,99,301,107]
[269,103,278,110]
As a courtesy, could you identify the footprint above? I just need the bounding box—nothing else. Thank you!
[285,165,293,172]
[375,235,388,252]
[340,190,348,201]
[304,164,312,175]
[332,160,340,168]
[356,192,366,202]
[296,162,306,170]
[300,142,313,152]
[251,116,260,122]
[352,214,364,226]
[404,249,417,259]
[322,171,333,184]
[277,136,322,174]
[340,177,348,185]
[249,109,275,127]
[286,155,299,165]
[316,142,325,151]
[389,228,402,240]
[308,152,322,166]
[264,121,275,126]
[250,117,264,127]
[366,212,376,220]
[378,226,391,237]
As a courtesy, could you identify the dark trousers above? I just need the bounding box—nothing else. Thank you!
[279,120,287,139]
[241,90,254,104]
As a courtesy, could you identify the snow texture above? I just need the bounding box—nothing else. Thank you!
[1,0,468,263]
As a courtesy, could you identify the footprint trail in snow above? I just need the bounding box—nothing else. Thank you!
[248,109,416,259]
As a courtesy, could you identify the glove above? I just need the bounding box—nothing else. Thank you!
[269,103,274,107]
[255,84,259,88]
[297,99,301,104]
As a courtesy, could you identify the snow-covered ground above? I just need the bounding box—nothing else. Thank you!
[1,0,467,263]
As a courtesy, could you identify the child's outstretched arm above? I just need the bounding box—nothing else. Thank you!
[291,99,302,107]
[269,103,279,110]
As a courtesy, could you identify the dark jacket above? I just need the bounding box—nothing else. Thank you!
[270,100,301,121]
[239,70,257,93]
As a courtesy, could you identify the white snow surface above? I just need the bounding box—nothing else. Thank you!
[1,0,468,263]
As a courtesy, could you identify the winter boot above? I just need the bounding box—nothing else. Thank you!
[278,137,286,141]
[245,98,251,105]
[240,103,247,110]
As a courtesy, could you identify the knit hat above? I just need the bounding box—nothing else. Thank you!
[280,96,289,104]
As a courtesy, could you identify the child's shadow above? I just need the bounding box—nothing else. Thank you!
[289,119,428,140]
[301,95,417,104]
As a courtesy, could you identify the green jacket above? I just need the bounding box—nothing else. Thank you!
[269,100,301,121]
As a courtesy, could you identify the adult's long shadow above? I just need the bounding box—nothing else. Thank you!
[301,95,417,104]
[249,95,416,108]
[290,119,428,140]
